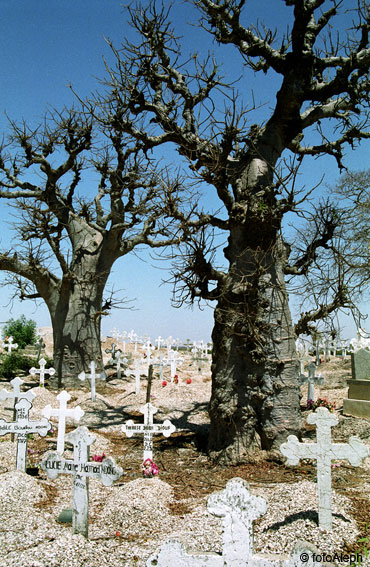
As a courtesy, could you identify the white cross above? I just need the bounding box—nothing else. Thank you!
[113,350,128,380]
[0,376,35,405]
[121,402,176,461]
[0,398,51,471]
[165,350,183,381]
[155,336,163,350]
[78,361,106,402]
[41,426,122,538]
[299,362,324,404]
[2,336,18,354]
[152,354,171,381]
[280,407,369,530]
[29,357,56,387]
[134,360,142,394]
[42,390,84,454]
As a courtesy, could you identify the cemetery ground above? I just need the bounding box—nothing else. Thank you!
[0,340,369,567]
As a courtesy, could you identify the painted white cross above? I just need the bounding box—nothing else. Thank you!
[29,357,56,387]
[299,362,324,404]
[0,398,51,471]
[2,336,18,354]
[42,390,84,454]
[155,335,163,350]
[280,407,369,530]
[133,360,142,394]
[147,477,324,567]
[152,354,171,381]
[78,361,106,402]
[41,426,122,538]
[164,350,183,381]
[113,350,128,380]
[0,376,35,405]
[121,402,176,461]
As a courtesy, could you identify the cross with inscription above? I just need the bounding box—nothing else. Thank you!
[29,357,56,387]
[0,376,36,441]
[280,407,369,530]
[78,361,106,402]
[0,398,51,471]
[121,402,176,461]
[2,336,18,354]
[41,426,122,538]
[42,390,84,454]
[299,362,324,405]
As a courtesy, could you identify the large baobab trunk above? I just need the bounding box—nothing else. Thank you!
[208,199,302,464]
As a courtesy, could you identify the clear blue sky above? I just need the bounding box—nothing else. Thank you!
[0,0,368,342]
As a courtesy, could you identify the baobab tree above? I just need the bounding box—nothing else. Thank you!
[0,106,190,386]
[99,0,370,463]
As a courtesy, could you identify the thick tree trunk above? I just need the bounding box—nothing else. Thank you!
[48,274,105,389]
[208,218,302,464]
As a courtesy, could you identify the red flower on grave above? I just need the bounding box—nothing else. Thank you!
[115,531,121,537]
[174,375,179,384]
[186,378,192,384]
[162,380,167,387]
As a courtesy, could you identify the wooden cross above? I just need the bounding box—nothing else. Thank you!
[112,350,128,380]
[164,350,183,381]
[0,377,36,441]
[155,335,163,350]
[42,390,84,453]
[78,361,106,402]
[280,407,369,530]
[0,398,51,471]
[152,354,171,381]
[105,342,118,361]
[41,426,122,538]
[299,362,324,404]
[29,357,56,387]
[2,336,18,354]
[121,402,176,461]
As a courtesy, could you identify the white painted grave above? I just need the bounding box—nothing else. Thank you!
[2,336,18,354]
[280,407,369,530]
[121,402,176,461]
[41,426,122,538]
[42,390,84,453]
[299,362,324,404]
[78,361,106,402]
[0,398,51,471]
[29,357,56,387]
[147,477,324,567]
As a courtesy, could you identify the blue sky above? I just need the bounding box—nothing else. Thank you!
[0,0,368,342]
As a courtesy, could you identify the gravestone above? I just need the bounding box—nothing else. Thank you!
[147,477,325,567]
[280,407,369,530]
[41,426,122,538]
[121,402,176,461]
[42,390,84,453]
[299,363,324,405]
[343,349,370,419]
[0,376,36,441]
[29,357,56,387]
[0,398,51,471]
[2,336,18,354]
[78,361,106,402]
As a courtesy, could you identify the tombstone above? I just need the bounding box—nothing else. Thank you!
[29,357,56,387]
[42,390,84,453]
[343,348,370,419]
[2,336,18,354]
[280,407,369,530]
[0,398,51,471]
[78,361,107,402]
[299,362,324,405]
[121,402,176,462]
[147,477,325,567]
[41,426,122,538]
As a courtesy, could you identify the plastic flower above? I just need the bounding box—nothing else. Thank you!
[186,378,192,384]
[92,452,106,462]
[161,380,167,387]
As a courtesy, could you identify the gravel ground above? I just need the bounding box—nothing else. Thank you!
[0,347,369,567]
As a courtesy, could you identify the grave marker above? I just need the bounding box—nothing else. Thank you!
[78,361,106,402]
[29,357,56,387]
[147,477,325,567]
[42,390,84,453]
[0,398,51,471]
[280,407,369,530]
[41,426,122,538]
[0,376,36,441]
[121,402,176,461]
[299,362,324,404]
[2,336,18,354]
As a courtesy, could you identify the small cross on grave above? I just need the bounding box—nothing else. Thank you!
[2,336,18,354]
[42,390,84,454]
[155,335,163,350]
[147,477,325,567]
[165,350,183,381]
[78,361,106,402]
[36,336,45,362]
[29,357,56,387]
[133,360,143,394]
[299,362,324,405]
[0,376,36,441]
[105,342,118,361]
[41,426,122,538]
[280,407,369,530]
[112,350,128,380]
[121,402,176,462]
[0,398,51,471]
[152,354,171,381]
